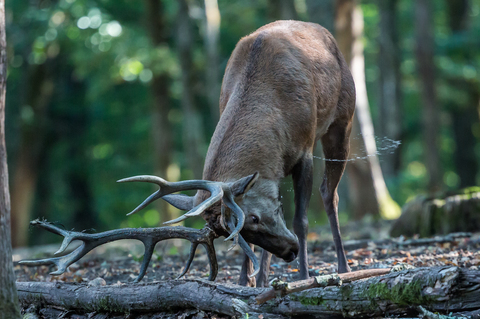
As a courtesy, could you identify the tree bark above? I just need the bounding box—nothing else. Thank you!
[445,0,479,188]
[390,187,480,237]
[0,0,21,315]
[203,0,221,125]
[335,0,400,220]
[267,0,298,22]
[10,63,53,247]
[177,0,205,180]
[16,267,480,318]
[415,0,442,193]
[145,0,175,222]
[306,0,335,33]
[378,0,402,178]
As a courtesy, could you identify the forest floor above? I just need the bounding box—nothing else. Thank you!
[13,220,480,319]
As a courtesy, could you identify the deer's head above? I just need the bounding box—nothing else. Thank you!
[235,178,298,262]
[123,173,298,269]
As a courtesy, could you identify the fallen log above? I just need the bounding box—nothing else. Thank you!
[17,267,480,318]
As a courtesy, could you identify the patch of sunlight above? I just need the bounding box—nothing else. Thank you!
[294,0,307,15]
[444,171,460,188]
[77,16,90,29]
[127,214,143,228]
[463,65,477,80]
[92,143,113,159]
[168,206,181,222]
[144,209,160,226]
[50,11,65,26]
[167,163,181,182]
[379,194,401,220]
[106,21,122,37]
[407,161,427,178]
[139,69,153,83]
[127,60,144,75]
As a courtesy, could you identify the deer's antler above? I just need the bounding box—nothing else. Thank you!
[20,219,218,282]
[117,175,250,241]
[21,173,259,282]
[118,174,259,272]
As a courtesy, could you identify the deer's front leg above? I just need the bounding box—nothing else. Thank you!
[255,249,272,287]
[292,155,314,280]
[239,248,272,287]
[238,244,256,287]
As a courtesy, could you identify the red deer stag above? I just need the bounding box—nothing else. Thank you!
[21,20,354,286]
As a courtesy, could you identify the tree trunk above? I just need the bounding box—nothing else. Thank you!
[335,0,400,220]
[145,0,175,222]
[10,63,54,247]
[16,267,480,318]
[445,0,479,188]
[415,0,442,193]
[267,0,298,22]
[203,0,221,125]
[177,0,205,180]
[390,187,480,238]
[0,0,21,314]
[378,0,402,178]
[306,0,335,33]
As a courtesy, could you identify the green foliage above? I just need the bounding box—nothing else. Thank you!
[5,0,480,245]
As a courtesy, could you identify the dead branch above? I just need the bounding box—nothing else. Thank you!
[17,266,480,318]
[256,268,392,304]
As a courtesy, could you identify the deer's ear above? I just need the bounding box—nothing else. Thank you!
[162,194,195,211]
[230,172,259,197]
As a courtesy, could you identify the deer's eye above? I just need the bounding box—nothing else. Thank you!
[251,215,259,224]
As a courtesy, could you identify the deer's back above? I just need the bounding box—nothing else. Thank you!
[203,21,355,182]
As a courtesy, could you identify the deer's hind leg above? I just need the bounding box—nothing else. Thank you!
[320,118,352,273]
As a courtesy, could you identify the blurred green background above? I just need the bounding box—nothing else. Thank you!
[5,0,480,247]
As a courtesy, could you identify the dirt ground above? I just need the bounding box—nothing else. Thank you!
[14,221,480,318]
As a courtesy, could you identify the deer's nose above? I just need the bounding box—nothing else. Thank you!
[283,251,297,262]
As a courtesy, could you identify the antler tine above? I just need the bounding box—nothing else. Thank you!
[117,176,168,216]
[222,189,245,241]
[163,185,223,225]
[221,205,239,252]
[176,243,198,280]
[118,175,225,221]
[20,219,219,282]
[225,214,259,278]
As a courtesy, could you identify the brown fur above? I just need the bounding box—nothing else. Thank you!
[198,22,355,283]
[202,20,354,207]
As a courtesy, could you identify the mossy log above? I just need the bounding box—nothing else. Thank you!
[391,187,480,237]
[17,267,480,318]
